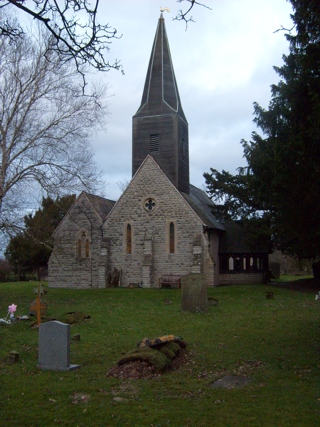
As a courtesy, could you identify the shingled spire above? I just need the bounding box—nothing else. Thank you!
[132,13,190,194]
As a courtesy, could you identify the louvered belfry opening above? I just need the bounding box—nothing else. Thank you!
[150,134,160,152]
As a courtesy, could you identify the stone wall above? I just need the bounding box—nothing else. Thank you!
[103,157,216,287]
[48,194,104,289]
[219,272,265,285]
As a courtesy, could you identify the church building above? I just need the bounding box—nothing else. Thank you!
[48,14,268,289]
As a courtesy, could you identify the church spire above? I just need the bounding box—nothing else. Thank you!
[136,13,187,122]
[132,13,190,194]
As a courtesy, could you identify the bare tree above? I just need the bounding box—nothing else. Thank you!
[0,22,107,235]
[116,178,130,193]
[0,0,122,84]
[0,2,210,81]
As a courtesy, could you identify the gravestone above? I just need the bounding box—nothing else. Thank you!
[211,375,251,389]
[37,321,80,371]
[269,262,281,279]
[181,274,208,312]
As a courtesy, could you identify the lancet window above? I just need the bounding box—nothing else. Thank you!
[166,221,176,254]
[169,222,175,254]
[76,229,91,259]
[126,223,132,254]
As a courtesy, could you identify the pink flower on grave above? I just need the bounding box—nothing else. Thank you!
[8,304,17,314]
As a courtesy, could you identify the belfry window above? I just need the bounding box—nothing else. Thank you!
[150,134,160,152]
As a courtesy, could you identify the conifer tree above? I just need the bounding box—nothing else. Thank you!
[204,0,320,259]
[5,195,75,278]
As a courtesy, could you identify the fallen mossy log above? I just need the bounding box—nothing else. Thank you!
[117,336,187,372]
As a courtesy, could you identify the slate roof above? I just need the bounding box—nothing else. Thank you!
[85,193,115,221]
[219,221,269,254]
[181,184,224,231]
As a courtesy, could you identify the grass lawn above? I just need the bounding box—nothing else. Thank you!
[0,281,319,426]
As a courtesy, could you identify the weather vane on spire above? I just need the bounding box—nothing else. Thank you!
[160,7,170,13]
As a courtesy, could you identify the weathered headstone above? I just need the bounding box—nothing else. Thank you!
[8,350,19,364]
[181,274,208,312]
[33,283,45,296]
[269,262,281,279]
[37,321,80,371]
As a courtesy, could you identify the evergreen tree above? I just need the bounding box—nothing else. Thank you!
[204,0,320,259]
[5,195,75,278]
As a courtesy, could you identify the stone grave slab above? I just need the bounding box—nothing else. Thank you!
[211,375,251,389]
[181,274,208,312]
[37,320,80,371]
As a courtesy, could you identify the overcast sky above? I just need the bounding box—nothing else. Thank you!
[89,0,293,200]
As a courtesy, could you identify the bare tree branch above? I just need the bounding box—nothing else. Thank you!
[173,0,212,29]
[0,1,123,87]
[273,24,296,34]
[0,20,107,235]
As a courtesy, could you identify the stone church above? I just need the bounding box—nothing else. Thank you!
[48,14,268,289]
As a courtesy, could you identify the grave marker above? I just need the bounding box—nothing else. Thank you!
[30,297,47,326]
[181,274,208,312]
[37,321,80,371]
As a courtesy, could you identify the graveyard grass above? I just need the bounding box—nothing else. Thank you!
[1,281,319,426]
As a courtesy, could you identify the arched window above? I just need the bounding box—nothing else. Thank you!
[169,222,175,254]
[243,257,247,270]
[76,229,91,259]
[126,223,132,254]
[85,240,90,257]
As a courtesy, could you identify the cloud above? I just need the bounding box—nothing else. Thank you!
[93,0,293,200]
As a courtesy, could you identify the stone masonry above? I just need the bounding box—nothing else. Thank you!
[103,156,217,288]
[49,193,114,288]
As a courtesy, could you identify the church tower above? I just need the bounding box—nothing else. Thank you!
[132,14,190,194]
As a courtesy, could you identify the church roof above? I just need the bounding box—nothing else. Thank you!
[52,192,115,237]
[219,221,269,254]
[134,13,186,122]
[181,184,225,231]
[85,193,115,221]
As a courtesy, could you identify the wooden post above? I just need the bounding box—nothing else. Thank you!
[30,297,47,326]
[30,283,47,325]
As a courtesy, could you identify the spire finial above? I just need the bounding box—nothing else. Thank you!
[160,7,170,13]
